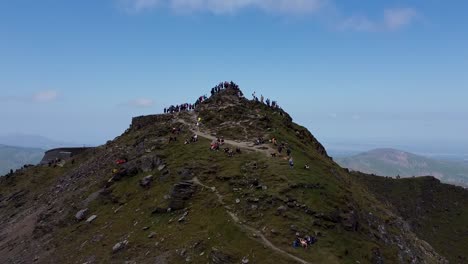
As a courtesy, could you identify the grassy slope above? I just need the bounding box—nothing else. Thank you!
[0,93,448,263]
[354,173,468,263]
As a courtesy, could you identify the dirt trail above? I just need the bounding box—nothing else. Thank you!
[175,112,275,157]
[192,177,311,264]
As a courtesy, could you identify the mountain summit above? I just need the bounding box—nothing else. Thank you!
[1,84,466,263]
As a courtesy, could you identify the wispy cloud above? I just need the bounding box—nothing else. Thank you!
[339,8,418,32]
[120,1,420,32]
[127,98,155,108]
[32,90,59,103]
[121,0,325,14]
[384,8,418,31]
[0,90,59,103]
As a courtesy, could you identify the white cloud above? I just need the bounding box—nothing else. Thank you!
[122,0,325,14]
[32,90,59,103]
[339,7,418,32]
[384,8,418,30]
[338,16,377,32]
[128,98,155,108]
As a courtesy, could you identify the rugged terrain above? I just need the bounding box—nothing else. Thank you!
[0,87,466,263]
[354,173,468,263]
[337,148,468,187]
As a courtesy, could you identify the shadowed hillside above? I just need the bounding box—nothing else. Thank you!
[354,173,468,263]
[0,85,463,263]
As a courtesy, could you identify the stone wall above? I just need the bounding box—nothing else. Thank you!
[40,147,91,165]
[131,114,173,130]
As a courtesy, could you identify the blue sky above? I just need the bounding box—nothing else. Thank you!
[1,0,467,154]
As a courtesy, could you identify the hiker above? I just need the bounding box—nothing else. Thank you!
[271,137,277,146]
[197,117,201,127]
[289,157,294,169]
[220,137,225,145]
[287,148,291,157]
[266,98,271,107]
[278,145,283,153]
[260,95,264,104]
[192,134,198,142]
[305,235,317,245]
[236,147,241,154]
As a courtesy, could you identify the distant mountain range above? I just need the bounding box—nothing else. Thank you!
[336,148,468,187]
[0,133,78,150]
[0,144,45,176]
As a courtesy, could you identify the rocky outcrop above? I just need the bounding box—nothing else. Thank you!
[169,181,197,210]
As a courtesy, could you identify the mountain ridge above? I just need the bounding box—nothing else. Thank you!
[1,85,465,263]
[336,148,468,187]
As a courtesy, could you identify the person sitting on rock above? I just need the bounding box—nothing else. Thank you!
[228,149,234,157]
[300,238,308,248]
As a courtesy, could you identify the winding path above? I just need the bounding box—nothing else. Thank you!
[192,177,311,264]
[175,112,276,157]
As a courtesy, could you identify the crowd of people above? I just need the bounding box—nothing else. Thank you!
[251,92,281,110]
[163,81,243,114]
[211,81,243,97]
[164,103,195,114]
[162,81,284,117]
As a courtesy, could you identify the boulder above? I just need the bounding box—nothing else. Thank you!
[112,240,128,253]
[139,175,154,188]
[210,248,234,264]
[168,181,197,210]
[341,211,359,232]
[75,208,89,221]
[276,206,287,215]
[86,215,97,223]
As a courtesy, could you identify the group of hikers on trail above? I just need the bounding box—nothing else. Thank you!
[184,134,198,145]
[164,103,195,114]
[252,92,281,110]
[210,137,225,151]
